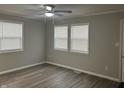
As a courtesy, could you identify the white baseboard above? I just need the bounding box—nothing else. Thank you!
[0,61,120,82]
[0,62,45,75]
[46,61,120,82]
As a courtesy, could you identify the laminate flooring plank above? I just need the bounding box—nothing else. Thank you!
[0,63,119,88]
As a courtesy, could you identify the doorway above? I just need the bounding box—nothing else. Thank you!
[120,20,124,82]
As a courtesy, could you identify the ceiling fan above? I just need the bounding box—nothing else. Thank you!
[39,4,72,17]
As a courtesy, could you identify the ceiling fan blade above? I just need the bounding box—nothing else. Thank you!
[54,10,72,13]
[54,13,63,16]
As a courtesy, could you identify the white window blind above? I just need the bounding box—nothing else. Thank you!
[0,21,23,53]
[71,24,89,53]
[54,26,68,50]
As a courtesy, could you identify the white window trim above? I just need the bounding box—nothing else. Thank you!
[53,23,90,55]
[70,23,90,54]
[0,49,23,54]
[69,49,89,54]
[54,48,68,52]
[54,25,69,51]
[0,20,24,54]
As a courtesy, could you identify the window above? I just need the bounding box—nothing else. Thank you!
[54,23,89,54]
[0,21,23,53]
[70,24,89,53]
[54,26,68,50]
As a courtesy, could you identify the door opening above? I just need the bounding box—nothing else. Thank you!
[120,20,124,82]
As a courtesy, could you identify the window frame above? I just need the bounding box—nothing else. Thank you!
[0,20,24,54]
[53,25,69,51]
[70,23,90,54]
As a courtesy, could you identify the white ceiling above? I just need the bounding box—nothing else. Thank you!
[0,4,124,20]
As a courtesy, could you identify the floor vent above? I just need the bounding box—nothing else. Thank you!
[73,70,81,74]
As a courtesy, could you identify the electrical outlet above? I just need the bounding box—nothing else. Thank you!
[105,66,108,71]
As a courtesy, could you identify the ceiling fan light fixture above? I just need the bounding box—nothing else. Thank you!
[45,12,54,17]
[46,6,52,11]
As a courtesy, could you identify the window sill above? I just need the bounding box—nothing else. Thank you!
[54,48,68,52]
[0,49,24,54]
[70,50,89,55]
[54,48,89,55]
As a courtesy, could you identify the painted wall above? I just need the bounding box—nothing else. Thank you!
[46,12,124,80]
[0,14,45,72]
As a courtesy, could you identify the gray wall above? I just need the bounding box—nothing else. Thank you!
[0,14,45,72]
[46,12,124,80]
[0,12,123,80]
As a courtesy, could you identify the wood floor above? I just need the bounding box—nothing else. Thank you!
[0,63,119,88]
